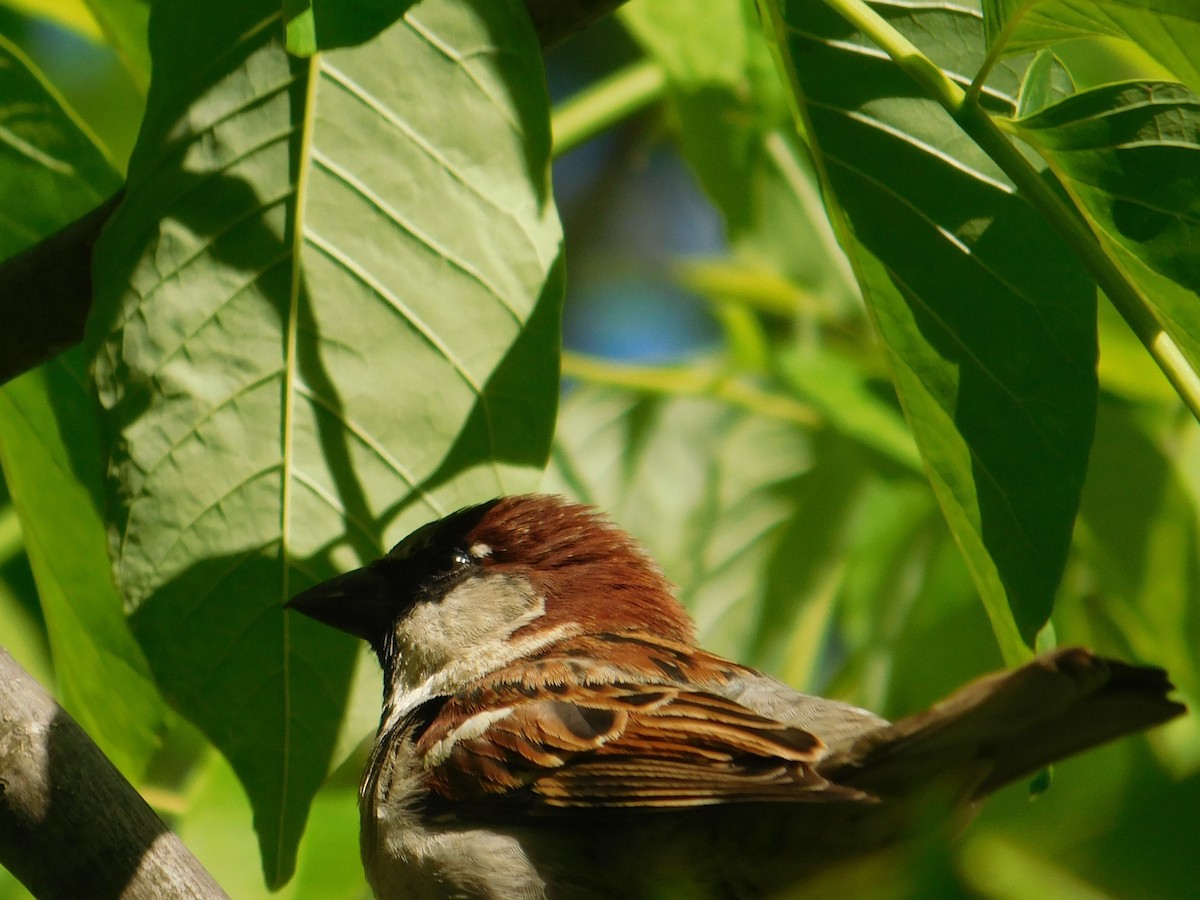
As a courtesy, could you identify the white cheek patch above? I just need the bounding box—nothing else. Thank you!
[423,706,515,768]
[380,574,581,733]
[394,575,539,675]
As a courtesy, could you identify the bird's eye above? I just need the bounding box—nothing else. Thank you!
[435,548,473,578]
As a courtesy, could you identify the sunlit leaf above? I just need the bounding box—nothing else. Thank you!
[283,0,317,56]
[1016,48,1076,118]
[88,0,562,884]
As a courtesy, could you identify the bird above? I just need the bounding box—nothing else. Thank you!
[287,493,1185,899]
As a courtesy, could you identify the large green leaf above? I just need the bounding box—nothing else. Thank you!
[0,39,164,778]
[0,360,169,779]
[1012,80,1200,363]
[88,0,562,884]
[982,1,1200,94]
[776,1,1097,658]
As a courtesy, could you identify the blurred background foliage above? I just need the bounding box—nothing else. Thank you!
[1,0,1198,897]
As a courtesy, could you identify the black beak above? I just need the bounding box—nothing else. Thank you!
[286,564,397,644]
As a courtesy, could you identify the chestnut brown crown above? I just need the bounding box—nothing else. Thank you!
[286,494,695,653]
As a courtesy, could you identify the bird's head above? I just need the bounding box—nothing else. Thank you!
[287,494,693,694]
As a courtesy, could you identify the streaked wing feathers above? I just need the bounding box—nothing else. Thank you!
[417,677,869,809]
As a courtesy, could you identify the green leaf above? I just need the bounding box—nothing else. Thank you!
[283,0,317,56]
[0,35,117,262]
[0,514,55,690]
[982,0,1200,94]
[961,833,1120,900]
[289,0,421,53]
[829,478,957,710]
[0,359,168,778]
[620,0,752,90]
[982,0,1023,51]
[1016,48,1076,118]
[84,0,152,91]
[0,36,125,382]
[0,37,163,778]
[88,0,562,885]
[180,750,366,899]
[777,1,1097,657]
[1012,80,1200,355]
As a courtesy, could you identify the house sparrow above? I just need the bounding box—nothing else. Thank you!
[288,494,1184,898]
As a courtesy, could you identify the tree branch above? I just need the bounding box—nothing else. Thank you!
[0,647,228,899]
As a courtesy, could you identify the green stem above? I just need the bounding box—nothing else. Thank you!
[551,58,667,159]
[820,0,1200,422]
[562,352,820,427]
[820,0,966,108]
[968,2,1031,103]
[672,259,807,317]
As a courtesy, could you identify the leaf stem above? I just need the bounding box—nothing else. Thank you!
[819,0,967,109]
[551,58,667,158]
[819,0,1200,421]
[562,352,820,427]
[967,2,1031,103]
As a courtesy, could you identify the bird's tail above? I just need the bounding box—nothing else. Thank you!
[820,647,1185,801]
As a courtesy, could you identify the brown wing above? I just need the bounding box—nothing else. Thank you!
[416,678,871,809]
